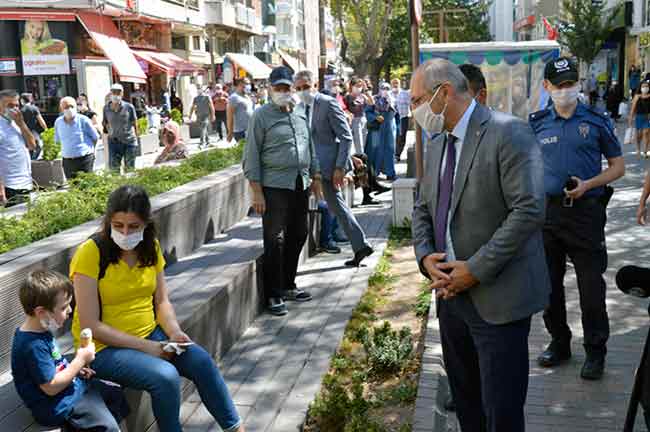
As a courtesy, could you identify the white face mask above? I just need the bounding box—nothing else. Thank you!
[271,91,294,107]
[40,313,61,334]
[298,89,316,105]
[244,84,252,93]
[64,107,76,119]
[111,95,122,104]
[111,228,144,251]
[352,87,362,96]
[412,85,447,135]
[550,84,580,108]
[381,90,390,98]
[642,87,649,95]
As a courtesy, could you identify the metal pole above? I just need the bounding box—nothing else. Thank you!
[412,18,422,180]
[319,1,327,86]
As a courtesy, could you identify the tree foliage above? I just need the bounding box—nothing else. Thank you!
[558,0,623,66]
[330,0,491,84]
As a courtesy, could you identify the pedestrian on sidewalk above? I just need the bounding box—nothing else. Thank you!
[243,66,323,317]
[294,70,375,267]
[0,89,35,207]
[227,78,254,143]
[55,97,99,180]
[411,59,550,432]
[394,80,411,161]
[190,87,216,149]
[530,57,625,381]
[211,84,228,140]
[20,93,46,160]
[103,84,138,171]
[154,120,188,165]
[629,80,650,159]
[365,83,397,180]
[345,78,373,155]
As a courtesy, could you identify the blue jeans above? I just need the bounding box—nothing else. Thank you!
[318,201,338,248]
[108,138,137,171]
[91,326,241,432]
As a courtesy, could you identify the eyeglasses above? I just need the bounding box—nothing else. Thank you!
[410,82,444,110]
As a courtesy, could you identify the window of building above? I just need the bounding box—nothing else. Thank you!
[204,37,211,52]
[193,35,202,51]
[172,35,187,50]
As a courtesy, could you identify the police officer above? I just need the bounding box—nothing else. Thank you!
[529,57,625,380]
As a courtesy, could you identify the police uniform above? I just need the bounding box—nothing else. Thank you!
[529,98,622,366]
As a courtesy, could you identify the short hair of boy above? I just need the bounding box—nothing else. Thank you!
[20,270,73,315]
[459,64,487,95]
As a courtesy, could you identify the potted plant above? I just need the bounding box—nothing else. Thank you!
[137,117,159,155]
[31,127,65,188]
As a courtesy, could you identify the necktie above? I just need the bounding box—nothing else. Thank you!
[434,134,457,253]
[305,104,311,127]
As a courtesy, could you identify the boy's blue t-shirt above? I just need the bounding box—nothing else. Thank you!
[11,328,86,426]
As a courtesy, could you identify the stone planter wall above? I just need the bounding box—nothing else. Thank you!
[0,165,249,374]
[139,133,160,155]
[31,159,66,188]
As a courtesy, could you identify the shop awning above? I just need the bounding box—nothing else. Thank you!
[76,12,147,84]
[132,50,203,77]
[226,53,272,80]
[277,50,305,74]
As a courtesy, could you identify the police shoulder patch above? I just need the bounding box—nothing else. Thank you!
[578,123,590,138]
[529,108,550,124]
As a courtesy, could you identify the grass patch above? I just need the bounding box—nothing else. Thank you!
[0,144,243,255]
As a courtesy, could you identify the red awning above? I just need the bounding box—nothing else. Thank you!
[0,9,76,21]
[76,12,146,84]
[132,50,203,77]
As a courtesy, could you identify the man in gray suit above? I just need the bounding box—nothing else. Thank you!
[411,59,550,432]
[294,70,374,267]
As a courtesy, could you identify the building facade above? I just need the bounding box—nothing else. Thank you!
[489,0,515,41]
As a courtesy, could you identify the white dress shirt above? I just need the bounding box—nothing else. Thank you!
[440,98,477,260]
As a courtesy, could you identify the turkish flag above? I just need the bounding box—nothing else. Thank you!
[543,17,557,40]
[126,0,136,10]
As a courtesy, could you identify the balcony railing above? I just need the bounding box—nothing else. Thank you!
[163,0,200,10]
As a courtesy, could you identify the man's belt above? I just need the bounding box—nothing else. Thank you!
[546,194,601,208]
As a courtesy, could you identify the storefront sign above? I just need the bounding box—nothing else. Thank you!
[514,15,536,31]
[0,59,17,75]
[640,32,650,48]
[20,20,70,76]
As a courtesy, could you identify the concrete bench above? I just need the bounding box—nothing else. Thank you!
[0,216,266,432]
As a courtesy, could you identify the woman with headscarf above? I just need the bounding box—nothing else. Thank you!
[155,120,188,164]
[364,82,397,180]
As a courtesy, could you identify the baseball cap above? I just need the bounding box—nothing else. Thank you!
[269,66,293,86]
[544,57,579,85]
[110,83,124,92]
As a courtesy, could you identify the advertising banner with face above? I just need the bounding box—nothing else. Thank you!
[21,20,70,76]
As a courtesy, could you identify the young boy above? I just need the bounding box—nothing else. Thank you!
[11,270,128,431]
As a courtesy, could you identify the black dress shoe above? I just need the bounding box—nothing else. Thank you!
[444,395,456,411]
[537,340,571,367]
[581,355,605,380]
[345,245,374,267]
[361,197,381,206]
[373,184,391,195]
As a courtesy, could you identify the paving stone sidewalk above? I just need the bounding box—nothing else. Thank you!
[176,182,395,431]
[414,126,650,431]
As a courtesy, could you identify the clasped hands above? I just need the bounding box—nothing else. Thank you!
[422,253,478,299]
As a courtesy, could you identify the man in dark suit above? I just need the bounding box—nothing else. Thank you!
[294,70,374,267]
[411,59,550,432]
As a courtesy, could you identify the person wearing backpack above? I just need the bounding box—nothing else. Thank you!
[69,185,244,432]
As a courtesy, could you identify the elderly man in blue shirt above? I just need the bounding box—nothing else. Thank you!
[0,89,36,206]
[55,97,99,180]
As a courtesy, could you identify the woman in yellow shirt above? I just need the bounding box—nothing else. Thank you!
[70,185,243,432]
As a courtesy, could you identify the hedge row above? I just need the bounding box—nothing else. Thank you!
[0,143,244,255]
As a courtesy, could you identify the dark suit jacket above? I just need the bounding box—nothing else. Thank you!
[412,103,551,325]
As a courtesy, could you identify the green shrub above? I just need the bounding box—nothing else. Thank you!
[414,281,432,317]
[0,143,244,255]
[362,321,413,376]
[309,374,385,432]
[136,117,149,136]
[40,128,61,161]
[170,108,183,125]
